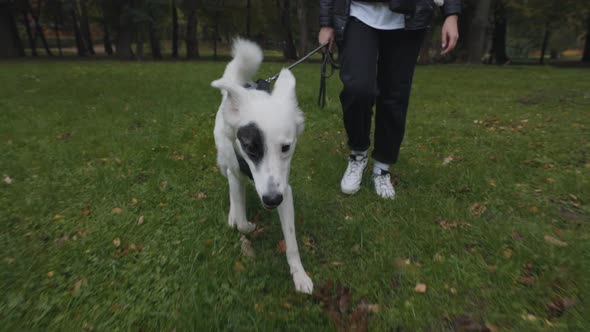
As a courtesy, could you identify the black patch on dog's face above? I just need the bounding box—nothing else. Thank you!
[237,122,265,165]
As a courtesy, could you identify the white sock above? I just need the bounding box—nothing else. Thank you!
[373,161,389,175]
[352,150,368,157]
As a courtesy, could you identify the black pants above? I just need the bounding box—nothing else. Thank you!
[338,17,425,164]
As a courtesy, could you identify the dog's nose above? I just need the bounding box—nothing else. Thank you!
[262,193,283,208]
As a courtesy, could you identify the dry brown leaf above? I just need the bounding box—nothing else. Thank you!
[234,261,245,271]
[488,179,496,187]
[434,253,445,262]
[159,202,168,206]
[522,314,537,321]
[4,257,15,264]
[70,278,87,296]
[3,175,13,184]
[503,248,514,258]
[547,297,577,318]
[331,261,345,267]
[545,178,556,183]
[552,227,564,238]
[511,232,523,241]
[53,214,65,219]
[56,133,72,141]
[469,203,487,217]
[488,265,497,272]
[449,287,457,295]
[276,240,286,255]
[415,283,427,293]
[240,236,256,258]
[171,152,185,161]
[111,304,123,312]
[47,271,55,278]
[438,219,471,229]
[204,239,214,247]
[519,275,536,286]
[485,322,499,332]
[530,206,539,214]
[544,235,568,247]
[250,226,268,239]
[56,235,69,247]
[116,243,144,257]
[137,215,144,225]
[191,192,208,199]
[112,207,123,214]
[160,181,168,190]
[131,197,139,204]
[113,238,121,247]
[442,156,454,166]
[81,202,91,216]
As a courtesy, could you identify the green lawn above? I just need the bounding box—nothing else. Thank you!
[1,61,589,331]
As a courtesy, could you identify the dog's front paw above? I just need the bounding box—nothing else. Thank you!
[237,221,256,234]
[293,271,313,294]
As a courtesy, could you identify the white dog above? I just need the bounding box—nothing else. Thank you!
[211,39,313,294]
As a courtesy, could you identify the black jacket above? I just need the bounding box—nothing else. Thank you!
[320,0,462,40]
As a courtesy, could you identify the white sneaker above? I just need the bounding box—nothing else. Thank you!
[372,170,396,199]
[340,154,368,194]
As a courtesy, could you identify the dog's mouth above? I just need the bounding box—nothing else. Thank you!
[262,203,280,210]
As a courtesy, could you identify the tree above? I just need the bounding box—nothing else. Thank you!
[490,0,509,64]
[276,0,297,60]
[184,0,199,59]
[466,0,493,63]
[69,0,86,56]
[171,0,178,57]
[79,0,95,54]
[0,1,24,58]
[583,16,590,62]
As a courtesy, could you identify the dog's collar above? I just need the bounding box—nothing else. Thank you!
[244,79,271,94]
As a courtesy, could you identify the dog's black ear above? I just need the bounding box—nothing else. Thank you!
[272,69,296,102]
[211,79,248,123]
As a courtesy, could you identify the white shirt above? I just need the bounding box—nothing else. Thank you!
[349,1,405,30]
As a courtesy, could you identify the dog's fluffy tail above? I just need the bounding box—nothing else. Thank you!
[221,38,263,85]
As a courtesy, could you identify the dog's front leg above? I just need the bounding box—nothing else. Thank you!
[227,169,256,234]
[277,185,313,294]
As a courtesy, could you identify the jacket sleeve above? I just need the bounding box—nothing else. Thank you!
[319,0,334,27]
[442,0,461,17]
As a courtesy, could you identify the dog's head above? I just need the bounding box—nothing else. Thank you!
[212,69,304,209]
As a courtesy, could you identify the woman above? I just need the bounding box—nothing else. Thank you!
[318,0,461,199]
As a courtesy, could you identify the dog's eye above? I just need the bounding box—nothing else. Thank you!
[281,144,291,153]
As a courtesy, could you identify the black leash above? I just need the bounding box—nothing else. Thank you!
[247,42,338,109]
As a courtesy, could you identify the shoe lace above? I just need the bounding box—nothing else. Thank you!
[346,155,366,176]
[374,173,394,194]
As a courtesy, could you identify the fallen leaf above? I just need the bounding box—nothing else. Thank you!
[547,297,577,318]
[234,261,245,271]
[56,235,69,247]
[47,271,55,278]
[160,181,168,190]
[112,207,123,214]
[56,133,72,141]
[191,192,208,199]
[331,261,344,267]
[113,238,121,247]
[116,243,144,257]
[276,240,286,255]
[449,287,457,295]
[396,258,411,268]
[280,302,293,310]
[552,227,564,238]
[485,322,499,332]
[438,219,471,229]
[159,202,168,206]
[81,202,91,216]
[255,303,262,313]
[348,298,369,332]
[131,197,138,204]
[366,304,380,313]
[415,283,427,293]
[503,248,514,258]
[3,175,13,184]
[488,265,497,272]
[433,253,445,262]
[171,152,185,160]
[111,304,123,312]
[488,179,496,187]
[442,156,455,166]
[344,214,352,221]
[530,206,539,214]
[137,215,144,225]
[240,236,255,258]
[519,275,536,286]
[391,175,400,186]
[52,214,65,219]
[544,235,568,247]
[250,226,268,238]
[469,203,487,217]
[522,314,537,321]
[338,287,351,314]
[4,257,15,264]
[204,239,214,247]
[545,178,555,183]
[511,232,524,241]
[70,278,87,296]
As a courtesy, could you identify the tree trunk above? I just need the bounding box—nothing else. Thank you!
[70,2,86,56]
[136,28,144,59]
[115,26,133,59]
[491,0,508,64]
[213,11,219,59]
[539,22,550,64]
[22,10,37,56]
[79,0,95,54]
[418,26,434,64]
[53,1,63,56]
[0,3,24,57]
[25,0,52,56]
[466,0,492,63]
[277,0,297,60]
[296,0,308,57]
[149,23,162,59]
[185,0,199,59]
[100,2,113,55]
[582,16,590,63]
[171,0,179,58]
[246,0,251,38]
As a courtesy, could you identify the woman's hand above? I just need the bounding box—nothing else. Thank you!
[318,27,335,52]
[441,15,459,55]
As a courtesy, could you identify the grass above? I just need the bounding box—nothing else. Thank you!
[0,61,589,331]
